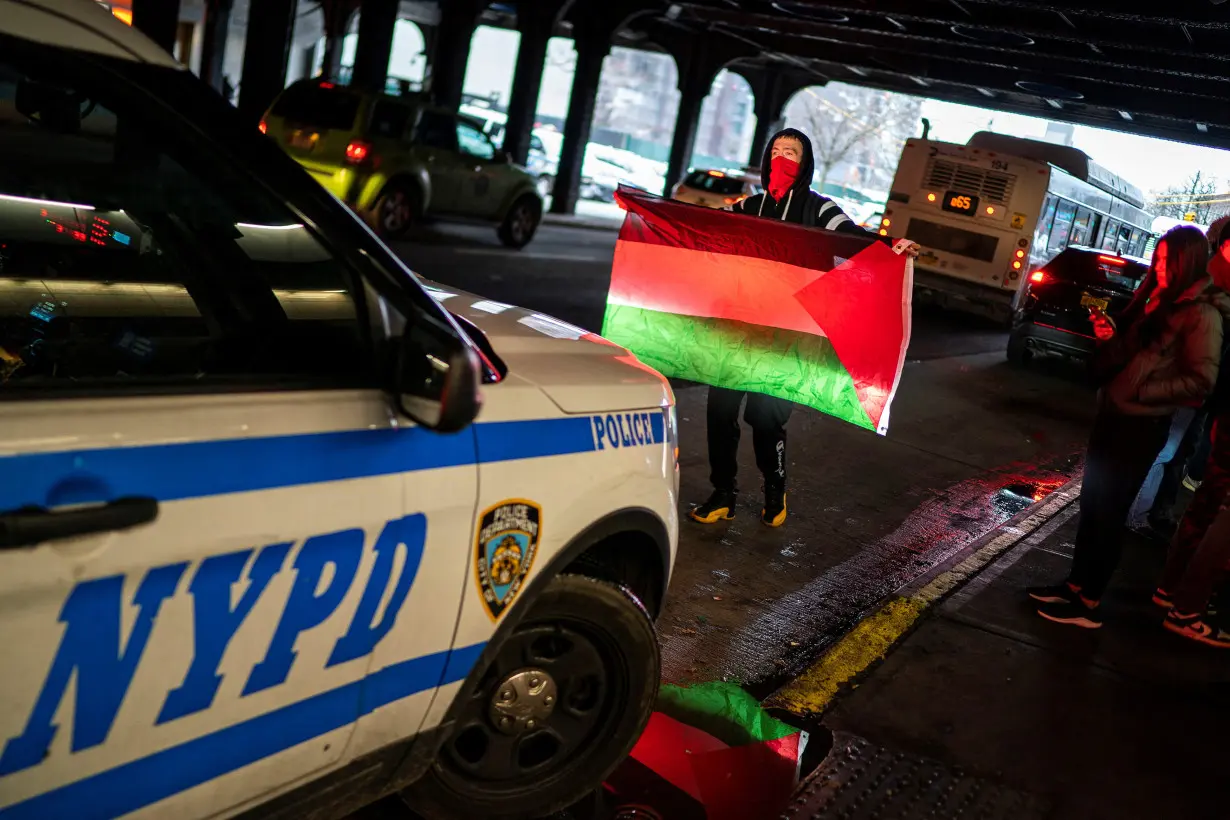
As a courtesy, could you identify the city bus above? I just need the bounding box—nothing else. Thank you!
[881,131,1155,321]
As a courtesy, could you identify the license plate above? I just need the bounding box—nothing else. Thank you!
[1080,293,1108,312]
[289,130,319,150]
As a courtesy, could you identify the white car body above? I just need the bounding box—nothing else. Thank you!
[0,3,678,818]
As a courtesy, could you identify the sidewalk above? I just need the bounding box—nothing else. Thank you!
[782,492,1230,820]
[541,199,624,232]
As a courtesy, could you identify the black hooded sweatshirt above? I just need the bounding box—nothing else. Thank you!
[732,127,873,236]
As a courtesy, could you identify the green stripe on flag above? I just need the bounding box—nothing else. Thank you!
[603,302,873,431]
[657,682,800,746]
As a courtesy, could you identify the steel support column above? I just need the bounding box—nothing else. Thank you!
[237,0,297,125]
[736,67,810,169]
[132,0,182,56]
[198,0,233,91]
[429,0,486,110]
[550,37,608,214]
[352,0,399,90]
[502,0,569,166]
[661,33,754,195]
[319,0,359,81]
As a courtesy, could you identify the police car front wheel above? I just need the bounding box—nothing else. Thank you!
[402,574,659,819]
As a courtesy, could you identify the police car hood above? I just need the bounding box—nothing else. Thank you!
[421,280,674,414]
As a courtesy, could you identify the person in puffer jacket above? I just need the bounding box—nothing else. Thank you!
[1027,225,1230,629]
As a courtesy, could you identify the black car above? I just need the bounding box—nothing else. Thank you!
[1008,246,1151,364]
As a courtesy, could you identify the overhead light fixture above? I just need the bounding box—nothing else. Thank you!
[951,25,1034,46]
[771,2,849,22]
[1016,80,1084,100]
[666,4,682,20]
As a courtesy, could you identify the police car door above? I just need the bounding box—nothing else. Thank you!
[0,48,476,820]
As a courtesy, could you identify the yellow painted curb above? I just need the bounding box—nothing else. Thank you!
[768,596,927,715]
[767,487,1078,716]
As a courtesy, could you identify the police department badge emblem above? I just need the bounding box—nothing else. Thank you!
[475,500,541,620]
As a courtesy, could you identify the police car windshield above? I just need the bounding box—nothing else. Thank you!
[0,34,471,391]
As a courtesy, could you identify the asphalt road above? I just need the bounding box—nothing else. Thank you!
[393,221,1095,696]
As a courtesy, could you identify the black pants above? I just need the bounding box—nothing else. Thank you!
[1069,410,1171,601]
[706,387,792,493]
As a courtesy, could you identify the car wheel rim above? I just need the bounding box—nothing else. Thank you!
[442,622,613,784]
[511,205,535,243]
[382,192,410,232]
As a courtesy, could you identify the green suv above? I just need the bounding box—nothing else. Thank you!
[264,80,543,248]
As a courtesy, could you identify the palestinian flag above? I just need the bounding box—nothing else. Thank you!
[603,187,913,434]
[605,681,808,820]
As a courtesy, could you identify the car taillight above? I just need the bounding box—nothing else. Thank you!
[724,196,736,205]
[258,120,267,134]
[1098,254,1126,266]
[1029,270,1048,284]
[345,140,371,163]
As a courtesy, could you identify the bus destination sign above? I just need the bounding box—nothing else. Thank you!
[942,191,979,216]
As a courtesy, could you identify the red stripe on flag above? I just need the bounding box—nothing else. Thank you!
[609,239,828,337]
[617,187,883,270]
[794,240,912,432]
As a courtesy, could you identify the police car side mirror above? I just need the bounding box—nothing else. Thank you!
[393,330,482,433]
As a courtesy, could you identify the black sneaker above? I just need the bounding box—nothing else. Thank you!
[1036,598,1102,629]
[1027,582,1081,604]
[762,486,786,527]
[1152,587,1174,609]
[690,489,736,524]
[1164,610,1230,648]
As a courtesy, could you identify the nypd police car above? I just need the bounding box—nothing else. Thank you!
[0,4,677,819]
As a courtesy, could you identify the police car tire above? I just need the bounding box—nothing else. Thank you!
[403,574,660,820]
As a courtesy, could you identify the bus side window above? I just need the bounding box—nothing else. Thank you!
[1033,194,1057,256]
[1047,200,1077,256]
[1071,206,1094,246]
[1100,219,1121,251]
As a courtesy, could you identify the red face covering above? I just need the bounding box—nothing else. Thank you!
[768,155,801,201]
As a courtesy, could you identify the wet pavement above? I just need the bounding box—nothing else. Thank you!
[813,510,1230,820]
[661,349,1087,694]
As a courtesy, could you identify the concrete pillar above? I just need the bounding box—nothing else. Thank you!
[131,0,182,55]
[198,0,233,91]
[430,0,485,110]
[550,37,609,215]
[237,0,297,126]
[352,0,399,91]
[503,0,568,166]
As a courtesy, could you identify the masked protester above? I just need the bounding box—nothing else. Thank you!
[1028,225,1229,629]
[689,128,918,529]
